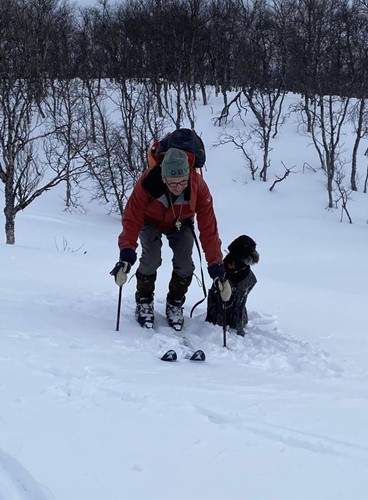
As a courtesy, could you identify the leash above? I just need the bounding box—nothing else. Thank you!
[189,222,207,318]
[188,221,228,348]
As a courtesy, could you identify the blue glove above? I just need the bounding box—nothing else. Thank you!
[208,263,225,280]
[119,248,137,266]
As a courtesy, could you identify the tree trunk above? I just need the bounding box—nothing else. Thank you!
[156,81,163,117]
[326,151,335,209]
[4,152,16,244]
[304,94,312,133]
[183,84,195,129]
[4,206,16,245]
[200,83,207,105]
[260,140,269,182]
[350,97,365,191]
[175,81,182,129]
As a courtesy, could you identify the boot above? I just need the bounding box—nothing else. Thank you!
[135,302,154,329]
[135,271,156,328]
[166,272,193,331]
[166,301,184,331]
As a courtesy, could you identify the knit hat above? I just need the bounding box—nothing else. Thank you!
[161,148,189,177]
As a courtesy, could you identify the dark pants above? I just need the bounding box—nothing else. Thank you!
[136,223,194,305]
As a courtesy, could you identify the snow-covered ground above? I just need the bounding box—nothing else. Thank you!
[1,92,368,500]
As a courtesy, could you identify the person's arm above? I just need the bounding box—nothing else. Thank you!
[118,181,150,252]
[195,176,223,267]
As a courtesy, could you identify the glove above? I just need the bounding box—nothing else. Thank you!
[110,261,131,287]
[110,248,136,287]
[119,248,137,266]
[215,278,232,302]
[208,263,225,280]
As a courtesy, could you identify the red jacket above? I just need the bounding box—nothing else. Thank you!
[118,165,223,266]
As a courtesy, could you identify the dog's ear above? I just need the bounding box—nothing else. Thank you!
[228,235,256,259]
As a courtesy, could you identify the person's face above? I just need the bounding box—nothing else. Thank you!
[163,175,189,195]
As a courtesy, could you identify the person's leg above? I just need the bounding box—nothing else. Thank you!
[138,223,162,276]
[135,224,162,327]
[166,224,195,304]
[165,225,195,329]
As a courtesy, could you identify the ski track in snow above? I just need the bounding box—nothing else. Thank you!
[0,447,52,500]
[192,406,368,460]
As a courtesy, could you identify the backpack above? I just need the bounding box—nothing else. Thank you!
[148,128,206,170]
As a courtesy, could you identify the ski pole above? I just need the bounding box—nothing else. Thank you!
[115,286,123,331]
[222,300,227,348]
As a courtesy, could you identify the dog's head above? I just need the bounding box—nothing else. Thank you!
[227,235,259,268]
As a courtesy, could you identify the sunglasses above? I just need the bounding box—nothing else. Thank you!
[165,178,189,188]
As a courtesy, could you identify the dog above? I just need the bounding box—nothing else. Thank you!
[206,235,259,336]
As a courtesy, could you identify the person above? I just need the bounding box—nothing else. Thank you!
[111,146,231,330]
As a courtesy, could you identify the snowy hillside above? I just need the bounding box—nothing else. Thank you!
[1,92,368,500]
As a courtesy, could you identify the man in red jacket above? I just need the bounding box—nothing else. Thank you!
[111,147,231,330]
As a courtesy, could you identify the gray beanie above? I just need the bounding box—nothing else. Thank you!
[161,148,189,177]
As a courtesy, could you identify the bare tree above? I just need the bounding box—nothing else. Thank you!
[214,91,242,126]
[0,79,80,244]
[81,80,168,215]
[269,162,298,191]
[45,79,91,210]
[242,85,287,181]
[334,166,353,223]
[349,97,368,191]
[364,147,368,193]
[306,95,350,208]
[214,129,259,180]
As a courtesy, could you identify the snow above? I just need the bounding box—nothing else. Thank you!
[1,92,368,500]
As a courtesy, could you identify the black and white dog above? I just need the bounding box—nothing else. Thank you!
[206,235,259,336]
